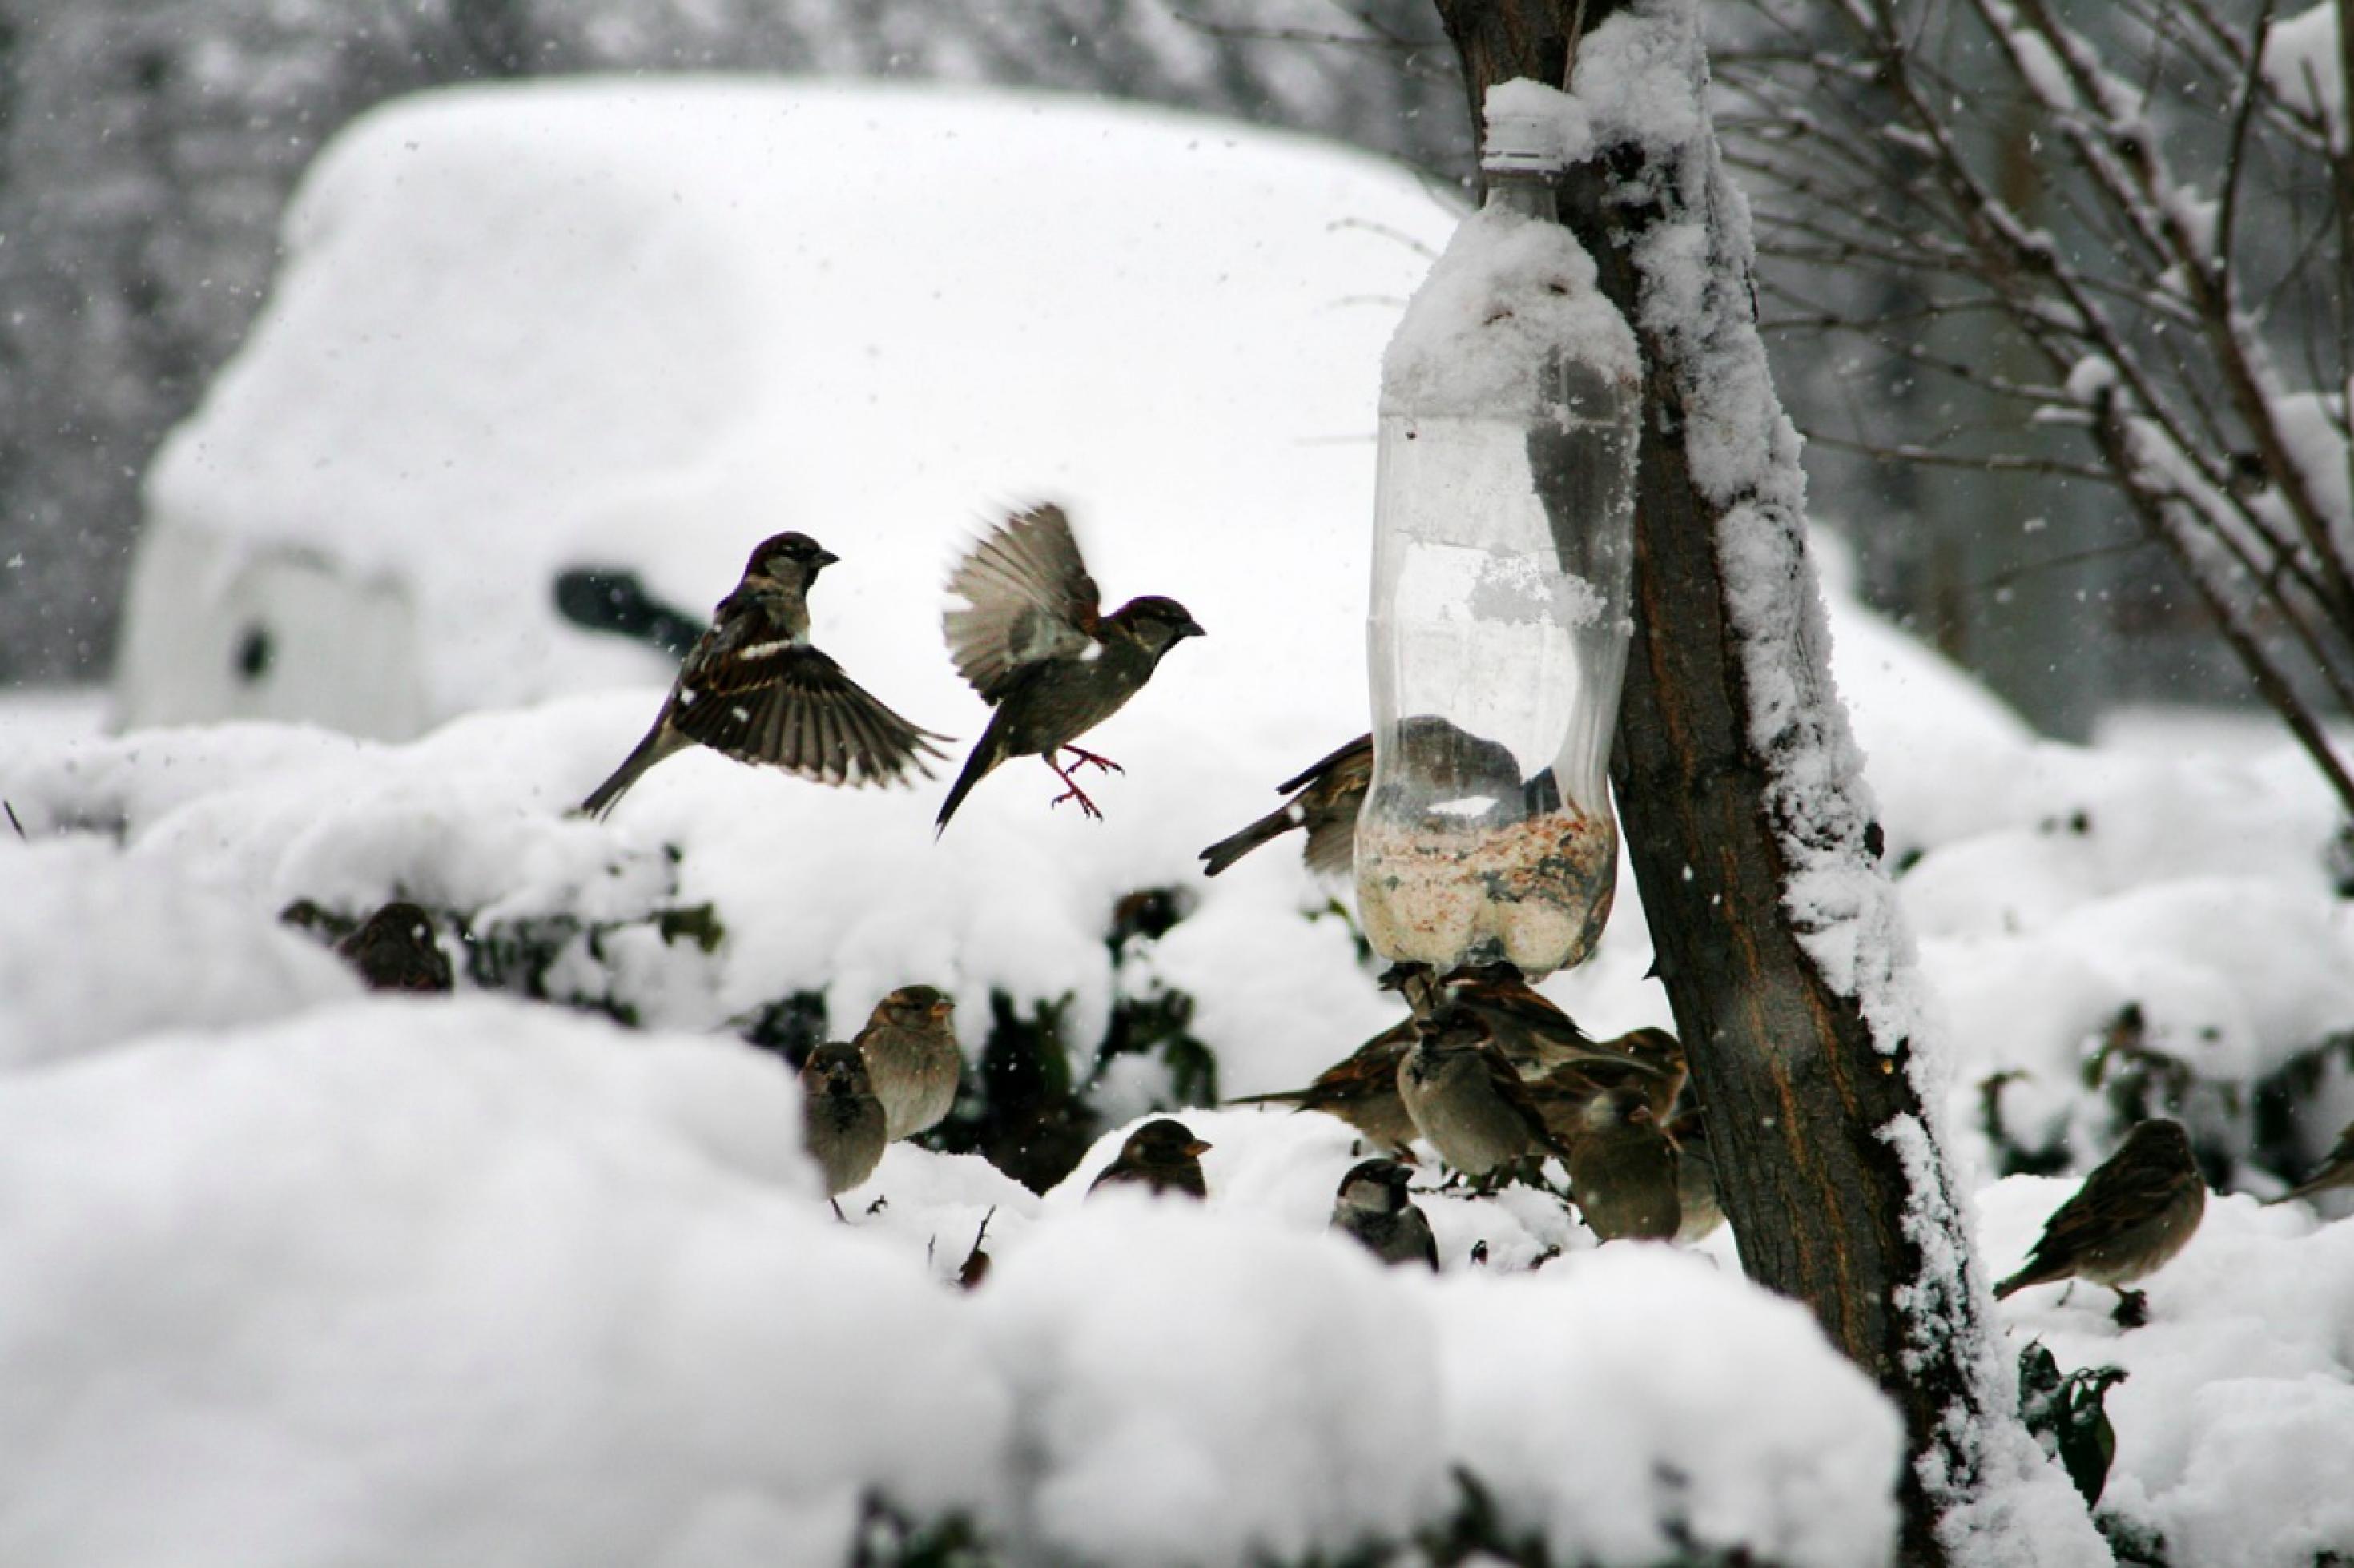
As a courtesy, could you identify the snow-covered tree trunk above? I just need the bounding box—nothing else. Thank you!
[1431,2,2108,1563]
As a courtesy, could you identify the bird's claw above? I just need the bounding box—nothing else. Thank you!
[2111,1287,2150,1329]
[1063,746,1125,776]
[1049,784,1105,821]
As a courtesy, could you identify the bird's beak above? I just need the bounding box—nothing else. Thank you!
[1179,620,1206,640]
[1185,1139,1213,1157]
[815,549,840,568]
[928,1000,953,1021]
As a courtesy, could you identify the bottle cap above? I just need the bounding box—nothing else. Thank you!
[1482,82,1566,176]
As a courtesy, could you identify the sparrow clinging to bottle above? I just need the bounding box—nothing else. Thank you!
[1198,733,1372,878]
[936,504,1203,831]
[1994,1117,2207,1327]
[579,532,949,818]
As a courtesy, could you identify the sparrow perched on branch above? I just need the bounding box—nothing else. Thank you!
[2269,1120,2354,1205]
[799,1043,889,1218]
[1088,1118,1212,1200]
[335,900,453,993]
[853,985,962,1142]
[1994,1117,2207,1326]
[1396,1007,1571,1184]
[936,504,1203,831]
[1330,1158,1439,1269]
[1224,1021,1419,1156]
[1560,1086,1681,1242]
[580,532,949,818]
[1198,733,1371,878]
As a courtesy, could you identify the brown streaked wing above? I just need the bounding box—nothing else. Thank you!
[944,504,1103,702]
[673,644,948,787]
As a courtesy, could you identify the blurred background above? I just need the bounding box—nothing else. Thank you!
[0,0,2323,747]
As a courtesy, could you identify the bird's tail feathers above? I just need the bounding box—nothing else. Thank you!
[1197,803,1302,877]
[577,726,686,820]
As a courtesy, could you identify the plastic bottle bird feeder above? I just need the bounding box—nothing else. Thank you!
[1355,84,1641,979]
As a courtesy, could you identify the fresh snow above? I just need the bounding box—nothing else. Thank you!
[4,65,2352,1568]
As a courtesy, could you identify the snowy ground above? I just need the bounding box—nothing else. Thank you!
[6,75,2354,1568]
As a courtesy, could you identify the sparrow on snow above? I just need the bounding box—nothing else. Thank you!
[853,984,962,1142]
[1994,1117,2207,1327]
[1088,1118,1213,1200]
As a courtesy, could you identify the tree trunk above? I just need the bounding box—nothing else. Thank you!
[1430,3,2059,1563]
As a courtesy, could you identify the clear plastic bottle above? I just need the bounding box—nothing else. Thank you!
[1355,98,1640,978]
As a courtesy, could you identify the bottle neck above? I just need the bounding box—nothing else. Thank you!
[1481,168,1558,221]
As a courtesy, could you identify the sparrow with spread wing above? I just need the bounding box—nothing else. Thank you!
[936,505,1203,831]
[580,532,949,818]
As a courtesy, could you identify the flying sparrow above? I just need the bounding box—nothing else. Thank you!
[580,532,949,818]
[853,985,961,1141]
[1396,1006,1571,1184]
[1088,1118,1212,1200]
[799,1042,889,1218]
[1198,733,1371,878]
[1223,1021,1419,1156]
[936,504,1203,830]
[2269,1120,2354,1205]
[1561,1086,1681,1242]
[1994,1117,2207,1326]
[335,900,453,993]
[1330,1157,1439,1269]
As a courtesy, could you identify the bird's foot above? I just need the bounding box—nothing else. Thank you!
[1048,782,1105,820]
[865,1195,890,1216]
[2111,1287,2150,1329]
[829,1198,848,1224]
[1062,746,1125,775]
[1045,758,1105,820]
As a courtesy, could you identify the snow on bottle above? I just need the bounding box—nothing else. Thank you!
[1355,82,1640,979]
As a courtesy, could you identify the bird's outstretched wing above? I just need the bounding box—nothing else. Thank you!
[944,504,1104,702]
[673,644,948,787]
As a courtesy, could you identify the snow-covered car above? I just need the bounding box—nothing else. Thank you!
[113,79,1457,739]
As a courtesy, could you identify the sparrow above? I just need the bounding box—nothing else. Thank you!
[1223,1022,1419,1156]
[1088,1118,1212,1200]
[1561,1086,1681,1242]
[799,1042,888,1217]
[335,900,453,993]
[853,984,962,1141]
[2269,1120,2354,1205]
[1197,733,1370,878]
[580,532,949,818]
[936,504,1203,830]
[1668,1108,1725,1242]
[1366,714,1529,823]
[1425,963,1643,1082]
[1994,1117,2207,1326]
[1596,1027,1688,1120]
[1396,1006,1571,1183]
[1330,1158,1439,1269]
[1519,1056,1675,1148]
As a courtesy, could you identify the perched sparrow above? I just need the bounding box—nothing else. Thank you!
[335,900,453,993]
[1519,1057,1672,1148]
[1198,733,1371,878]
[1561,1087,1681,1242]
[936,504,1203,830]
[799,1042,888,1216]
[853,985,961,1141]
[581,532,949,818]
[1596,1027,1688,1120]
[2270,1120,2354,1205]
[1669,1109,1725,1243]
[1995,1118,2207,1326]
[1330,1157,1439,1269]
[1223,1021,1418,1156]
[1396,1007,1570,1182]
[1088,1118,1212,1200]
[1434,964,1624,1080]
